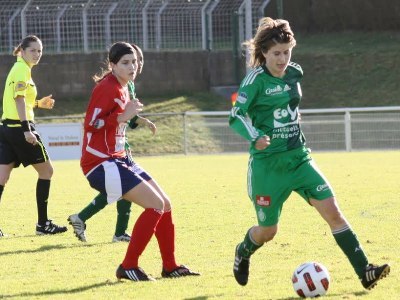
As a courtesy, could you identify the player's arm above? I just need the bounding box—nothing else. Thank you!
[128,115,156,135]
[84,82,141,130]
[84,86,119,131]
[15,95,37,145]
[229,80,265,142]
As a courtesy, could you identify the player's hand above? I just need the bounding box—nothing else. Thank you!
[24,131,38,145]
[145,119,156,135]
[118,100,143,123]
[255,135,270,150]
[38,94,55,109]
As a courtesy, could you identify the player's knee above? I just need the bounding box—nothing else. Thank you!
[37,165,53,179]
[153,196,165,211]
[163,199,172,211]
[261,230,277,242]
[254,225,277,243]
[0,174,10,185]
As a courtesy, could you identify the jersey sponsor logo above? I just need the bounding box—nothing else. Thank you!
[272,125,300,139]
[15,81,27,92]
[273,104,298,128]
[236,92,248,104]
[316,183,329,192]
[265,85,283,95]
[273,105,297,120]
[266,84,292,96]
[256,195,271,206]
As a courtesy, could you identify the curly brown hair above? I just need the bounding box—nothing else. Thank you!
[243,17,296,68]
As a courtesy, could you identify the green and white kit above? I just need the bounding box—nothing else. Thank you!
[229,62,334,226]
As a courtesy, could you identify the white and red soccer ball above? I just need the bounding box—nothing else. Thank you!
[292,262,330,298]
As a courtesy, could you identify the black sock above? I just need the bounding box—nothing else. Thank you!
[36,179,50,225]
[333,225,368,278]
[238,227,262,258]
[0,185,4,202]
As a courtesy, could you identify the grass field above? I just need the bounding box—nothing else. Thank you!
[0,151,399,299]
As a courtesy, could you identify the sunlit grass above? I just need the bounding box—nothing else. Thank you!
[0,151,399,299]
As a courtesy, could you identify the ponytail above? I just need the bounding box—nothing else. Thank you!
[13,35,42,56]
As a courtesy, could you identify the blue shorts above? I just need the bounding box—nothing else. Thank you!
[86,157,151,204]
[129,159,151,181]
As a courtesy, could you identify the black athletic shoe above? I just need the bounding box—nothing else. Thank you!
[36,220,68,235]
[361,263,390,290]
[0,228,4,237]
[233,244,250,286]
[161,265,200,278]
[116,264,155,282]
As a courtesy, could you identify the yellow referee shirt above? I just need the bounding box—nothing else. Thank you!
[2,56,37,121]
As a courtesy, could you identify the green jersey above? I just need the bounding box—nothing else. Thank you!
[229,62,306,156]
[127,80,136,99]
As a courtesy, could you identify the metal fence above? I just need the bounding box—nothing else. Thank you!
[0,0,272,54]
[36,106,400,159]
[184,106,400,154]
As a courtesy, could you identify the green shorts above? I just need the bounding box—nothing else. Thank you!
[248,147,334,226]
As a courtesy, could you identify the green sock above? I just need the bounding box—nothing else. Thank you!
[333,225,368,278]
[78,193,107,222]
[115,199,132,236]
[238,227,262,259]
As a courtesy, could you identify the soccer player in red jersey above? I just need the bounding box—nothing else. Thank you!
[78,42,199,281]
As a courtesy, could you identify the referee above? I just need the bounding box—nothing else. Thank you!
[0,35,67,237]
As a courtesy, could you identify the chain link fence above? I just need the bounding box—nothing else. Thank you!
[0,0,272,54]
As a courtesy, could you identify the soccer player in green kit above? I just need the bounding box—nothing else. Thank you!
[230,17,390,290]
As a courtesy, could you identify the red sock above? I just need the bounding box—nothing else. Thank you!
[155,210,178,271]
[122,208,162,269]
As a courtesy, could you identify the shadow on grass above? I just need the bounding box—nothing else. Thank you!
[0,280,123,299]
[0,241,109,257]
[273,290,368,300]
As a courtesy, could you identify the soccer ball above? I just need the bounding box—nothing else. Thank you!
[292,262,330,298]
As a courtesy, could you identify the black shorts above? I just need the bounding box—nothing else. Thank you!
[0,121,50,168]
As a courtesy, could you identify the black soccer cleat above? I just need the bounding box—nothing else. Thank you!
[161,265,200,278]
[116,264,155,282]
[361,263,390,290]
[36,220,68,235]
[233,243,250,286]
